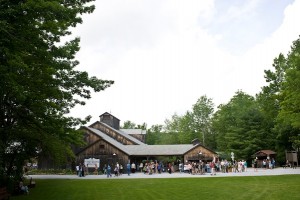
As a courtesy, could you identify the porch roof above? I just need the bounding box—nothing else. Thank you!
[124,144,195,156]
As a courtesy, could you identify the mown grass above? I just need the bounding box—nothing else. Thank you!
[11,175,300,200]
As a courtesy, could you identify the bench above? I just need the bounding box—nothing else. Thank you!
[282,164,291,168]
[0,187,10,200]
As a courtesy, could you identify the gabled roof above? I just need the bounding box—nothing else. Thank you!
[82,125,217,157]
[120,129,147,135]
[83,127,204,156]
[99,112,120,121]
[253,150,276,157]
[124,144,196,156]
[95,122,145,145]
[83,127,130,155]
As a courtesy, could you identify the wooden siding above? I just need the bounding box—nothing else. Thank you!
[129,134,145,143]
[100,112,120,130]
[76,129,130,170]
[184,146,217,162]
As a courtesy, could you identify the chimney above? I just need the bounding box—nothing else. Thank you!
[191,138,200,146]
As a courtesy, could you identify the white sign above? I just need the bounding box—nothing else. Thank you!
[84,158,100,168]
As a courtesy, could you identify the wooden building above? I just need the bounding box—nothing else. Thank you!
[74,112,218,171]
[252,150,277,168]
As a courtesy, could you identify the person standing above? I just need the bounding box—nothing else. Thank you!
[76,164,80,176]
[119,164,123,175]
[244,160,248,172]
[103,164,107,175]
[127,162,131,176]
[254,158,258,172]
[210,162,216,175]
[115,162,120,176]
[271,158,276,169]
[107,164,112,178]
[131,162,136,173]
[78,163,82,177]
[139,162,144,172]
[81,164,86,177]
[263,159,266,169]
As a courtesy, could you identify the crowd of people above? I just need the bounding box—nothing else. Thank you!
[99,160,250,177]
[100,161,178,177]
[75,163,87,177]
[181,160,249,175]
[76,157,296,178]
[261,158,276,169]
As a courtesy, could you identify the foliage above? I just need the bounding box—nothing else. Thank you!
[27,168,75,175]
[212,91,270,160]
[277,37,300,150]
[121,120,136,129]
[145,125,163,145]
[191,95,215,147]
[257,36,300,162]
[121,121,147,130]
[0,0,113,187]
[162,95,215,147]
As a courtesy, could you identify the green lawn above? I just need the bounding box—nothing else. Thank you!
[11,175,300,200]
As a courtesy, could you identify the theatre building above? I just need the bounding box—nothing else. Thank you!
[74,112,218,171]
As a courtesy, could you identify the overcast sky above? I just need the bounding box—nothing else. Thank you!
[69,0,300,127]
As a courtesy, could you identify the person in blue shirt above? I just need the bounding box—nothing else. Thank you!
[107,164,112,178]
[127,162,131,176]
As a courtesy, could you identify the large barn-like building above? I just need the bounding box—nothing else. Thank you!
[74,112,218,171]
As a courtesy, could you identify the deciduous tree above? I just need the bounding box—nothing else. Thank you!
[0,0,113,186]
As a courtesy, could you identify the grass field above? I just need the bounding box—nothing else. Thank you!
[10,175,300,200]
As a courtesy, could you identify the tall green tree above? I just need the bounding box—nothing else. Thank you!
[136,122,147,130]
[164,112,195,144]
[145,124,163,145]
[277,37,300,152]
[121,121,136,129]
[213,91,268,160]
[163,96,215,146]
[257,53,289,162]
[257,37,300,162]
[0,0,113,187]
[191,95,214,147]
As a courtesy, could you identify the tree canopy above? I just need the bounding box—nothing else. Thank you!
[0,0,113,186]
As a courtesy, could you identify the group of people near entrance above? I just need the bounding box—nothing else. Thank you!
[102,162,125,177]
[77,160,250,177]
[102,161,175,177]
[182,160,248,175]
[75,163,86,177]
[76,157,292,178]
[262,158,276,169]
[252,157,276,171]
[141,161,172,174]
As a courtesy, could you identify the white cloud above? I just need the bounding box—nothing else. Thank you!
[70,0,300,127]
